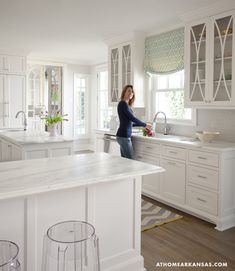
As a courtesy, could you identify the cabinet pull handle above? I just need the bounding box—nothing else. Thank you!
[197,175,207,179]
[167,161,176,166]
[197,156,207,160]
[169,151,177,154]
[145,146,152,149]
[197,197,207,203]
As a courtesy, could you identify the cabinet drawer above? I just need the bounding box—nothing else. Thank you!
[188,165,219,190]
[134,142,161,156]
[187,186,218,215]
[189,150,219,167]
[134,151,160,164]
[162,145,186,160]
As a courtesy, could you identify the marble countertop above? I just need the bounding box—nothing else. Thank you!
[0,131,73,145]
[0,152,164,200]
[96,129,235,152]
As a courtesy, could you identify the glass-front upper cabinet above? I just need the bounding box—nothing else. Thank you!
[188,22,208,103]
[108,42,132,105]
[212,13,234,105]
[110,47,119,104]
[185,11,235,108]
[122,44,131,87]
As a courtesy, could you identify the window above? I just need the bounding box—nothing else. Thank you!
[151,70,195,124]
[74,74,88,136]
[97,69,112,129]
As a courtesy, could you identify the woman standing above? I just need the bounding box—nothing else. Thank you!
[116,85,152,159]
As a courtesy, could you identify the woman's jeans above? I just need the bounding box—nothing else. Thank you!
[116,137,133,159]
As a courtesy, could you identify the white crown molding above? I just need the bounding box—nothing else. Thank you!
[180,0,235,22]
[0,48,30,56]
[104,31,146,46]
[146,23,184,37]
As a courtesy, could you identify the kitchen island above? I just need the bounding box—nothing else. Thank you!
[0,130,73,161]
[0,152,164,271]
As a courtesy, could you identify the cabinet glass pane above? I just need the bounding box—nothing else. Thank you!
[122,44,131,87]
[189,23,207,102]
[111,48,119,103]
[213,15,233,102]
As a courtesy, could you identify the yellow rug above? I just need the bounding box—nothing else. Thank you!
[141,199,183,231]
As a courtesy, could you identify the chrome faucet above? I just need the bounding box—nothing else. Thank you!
[15,111,27,131]
[153,111,168,135]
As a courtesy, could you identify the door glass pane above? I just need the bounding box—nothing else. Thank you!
[213,15,233,102]
[190,23,206,102]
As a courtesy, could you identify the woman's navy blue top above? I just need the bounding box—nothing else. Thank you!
[116,100,146,138]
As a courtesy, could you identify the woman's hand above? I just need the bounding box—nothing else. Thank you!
[146,123,152,130]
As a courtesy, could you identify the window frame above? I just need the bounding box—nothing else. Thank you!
[96,66,112,130]
[73,73,89,138]
[150,71,197,126]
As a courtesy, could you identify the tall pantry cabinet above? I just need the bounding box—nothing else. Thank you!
[0,54,26,128]
[185,10,235,107]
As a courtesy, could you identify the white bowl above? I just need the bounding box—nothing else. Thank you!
[196,131,220,142]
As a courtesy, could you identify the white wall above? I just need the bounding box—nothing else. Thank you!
[165,109,235,142]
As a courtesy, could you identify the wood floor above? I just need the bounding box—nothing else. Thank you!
[141,196,235,271]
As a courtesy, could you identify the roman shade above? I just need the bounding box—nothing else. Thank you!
[144,28,184,74]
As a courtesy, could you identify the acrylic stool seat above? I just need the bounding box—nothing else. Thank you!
[42,220,100,271]
[0,240,21,271]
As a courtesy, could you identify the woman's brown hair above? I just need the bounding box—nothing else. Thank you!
[120,84,135,107]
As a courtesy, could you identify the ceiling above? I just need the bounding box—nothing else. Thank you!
[0,0,219,65]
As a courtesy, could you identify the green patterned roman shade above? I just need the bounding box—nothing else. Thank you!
[144,28,184,74]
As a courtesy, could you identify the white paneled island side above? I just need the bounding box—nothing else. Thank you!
[0,131,74,161]
[0,152,164,271]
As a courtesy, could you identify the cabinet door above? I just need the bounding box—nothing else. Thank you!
[185,20,210,106]
[121,43,132,88]
[0,55,7,72]
[211,12,235,106]
[142,156,161,195]
[0,75,7,128]
[109,47,119,104]
[11,144,22,161]
[6,75,25,128]
[7,56,26,74]
[161,158,186,204]
[1,140,11,161]
[0,55,26,74]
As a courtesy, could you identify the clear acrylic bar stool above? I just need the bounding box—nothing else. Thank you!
[0,240,21,271]
[42,221,100,271]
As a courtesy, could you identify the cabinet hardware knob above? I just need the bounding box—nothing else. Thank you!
[167,161,176,165]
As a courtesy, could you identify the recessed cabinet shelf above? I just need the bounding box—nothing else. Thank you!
[191,39,206,44]
[191,60,206,64]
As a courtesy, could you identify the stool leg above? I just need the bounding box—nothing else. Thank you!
[57,245,68,271]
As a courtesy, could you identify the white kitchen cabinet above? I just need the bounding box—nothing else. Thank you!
[107,32,145,107]
[0,55,26,75]
[161,158,186,204]
[0,74,25,128]
[1,138,21,162]
[0,134,73,162]
[185,10,235,107]
[131,135,235,231]
[132,138,162,196]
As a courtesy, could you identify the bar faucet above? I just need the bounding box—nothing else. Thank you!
[153,111,168,135]
[15,111,27,131]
